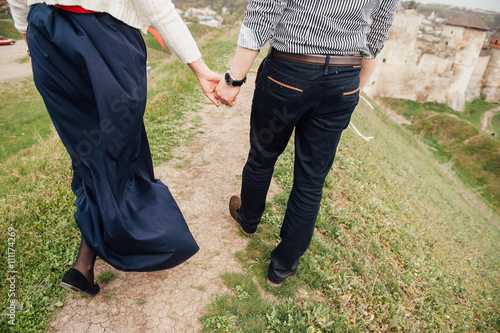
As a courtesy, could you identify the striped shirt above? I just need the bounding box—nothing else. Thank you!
[237,0,400,59]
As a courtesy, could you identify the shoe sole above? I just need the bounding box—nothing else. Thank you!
[266,277,283,288]
[237,223,256,237]
[60,282,98,296]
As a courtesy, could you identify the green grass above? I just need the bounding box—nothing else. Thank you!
[386,97,499,131]
[0,25,232,332]
[201,98,500,332]
[187,23,218,39]
[464,98,500,128]
[16,56,30,64]
[143,32,171,60]
[0,79,52,163]
[386,98,456,122]
[492,112,500,136]
[0,19,22,40]
[96,270,118,285]
[0,135,79,332]
[384,97,500,212]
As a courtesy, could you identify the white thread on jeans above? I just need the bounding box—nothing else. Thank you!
[348,95,374,141]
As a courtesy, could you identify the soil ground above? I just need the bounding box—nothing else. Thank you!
[480,106,500,137]
[0,42,32,83]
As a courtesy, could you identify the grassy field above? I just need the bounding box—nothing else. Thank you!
[0,19,22,40]
[0,80,51,163]
[200,96,500,332]
[493,112,500,135]
[385,98,500,213]
[0,24,234,332]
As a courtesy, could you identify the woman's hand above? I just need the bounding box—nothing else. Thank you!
[188,58,222,107]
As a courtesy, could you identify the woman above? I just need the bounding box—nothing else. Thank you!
[7,0,221,295]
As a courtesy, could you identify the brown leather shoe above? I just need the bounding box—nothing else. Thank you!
[266,277,284,287]
[229,196,256,237]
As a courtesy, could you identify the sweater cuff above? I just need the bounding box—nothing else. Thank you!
[178,49,202,65]
[15,22,28,34]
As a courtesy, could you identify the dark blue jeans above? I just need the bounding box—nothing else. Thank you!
[237,53,361,282]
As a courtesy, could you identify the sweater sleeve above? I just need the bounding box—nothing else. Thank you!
[6,0,30,34]
[134,0,201,64]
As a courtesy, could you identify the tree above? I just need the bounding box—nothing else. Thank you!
[408,0,418,10]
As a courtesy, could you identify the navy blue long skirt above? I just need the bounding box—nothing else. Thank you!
[26,4,199,271]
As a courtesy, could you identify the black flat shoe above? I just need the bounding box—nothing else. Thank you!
[60,268,100,296]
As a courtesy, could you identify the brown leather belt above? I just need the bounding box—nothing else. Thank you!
[271,48,363,66]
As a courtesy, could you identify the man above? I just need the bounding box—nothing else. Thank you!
[215,0,399,287]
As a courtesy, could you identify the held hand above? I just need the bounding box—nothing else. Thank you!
[197,70,223,107]
[359,58,378,92]
[188,58,222,107]
[22,33,32,70]
[214,79,241,107]
[214,46,259,106]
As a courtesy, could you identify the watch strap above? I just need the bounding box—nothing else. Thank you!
[225,70,247,86]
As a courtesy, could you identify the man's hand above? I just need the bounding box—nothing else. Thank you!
[214,80,241,107]
[213,46,260,107]
[188,58,222,107]
[359,58,379,92]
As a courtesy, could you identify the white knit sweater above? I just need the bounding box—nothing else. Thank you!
[7,0,201,63]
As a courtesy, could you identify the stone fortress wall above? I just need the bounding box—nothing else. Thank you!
[364,9,500,111]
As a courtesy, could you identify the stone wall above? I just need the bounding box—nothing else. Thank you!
[440,25,464,48]
[482,48,500,102]
[364,10,422,101]
[365,9,493,111]
[416,43,459,108]
[467,52,491,101]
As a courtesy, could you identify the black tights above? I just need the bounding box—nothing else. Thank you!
[73,238,96,283]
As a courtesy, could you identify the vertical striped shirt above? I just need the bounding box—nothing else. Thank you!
[237,0,400,59]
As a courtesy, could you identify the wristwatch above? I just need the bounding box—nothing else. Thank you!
[225,70,247,87]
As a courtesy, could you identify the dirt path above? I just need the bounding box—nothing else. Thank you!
[371,97,411,125]
[49,72,280,332]
[480,106,500,136]
[0,42,32,83]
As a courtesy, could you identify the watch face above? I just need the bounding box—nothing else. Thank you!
[225,72,232,85]
[225,71,245,86]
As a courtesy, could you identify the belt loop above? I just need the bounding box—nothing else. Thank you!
[323,55,330,74]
